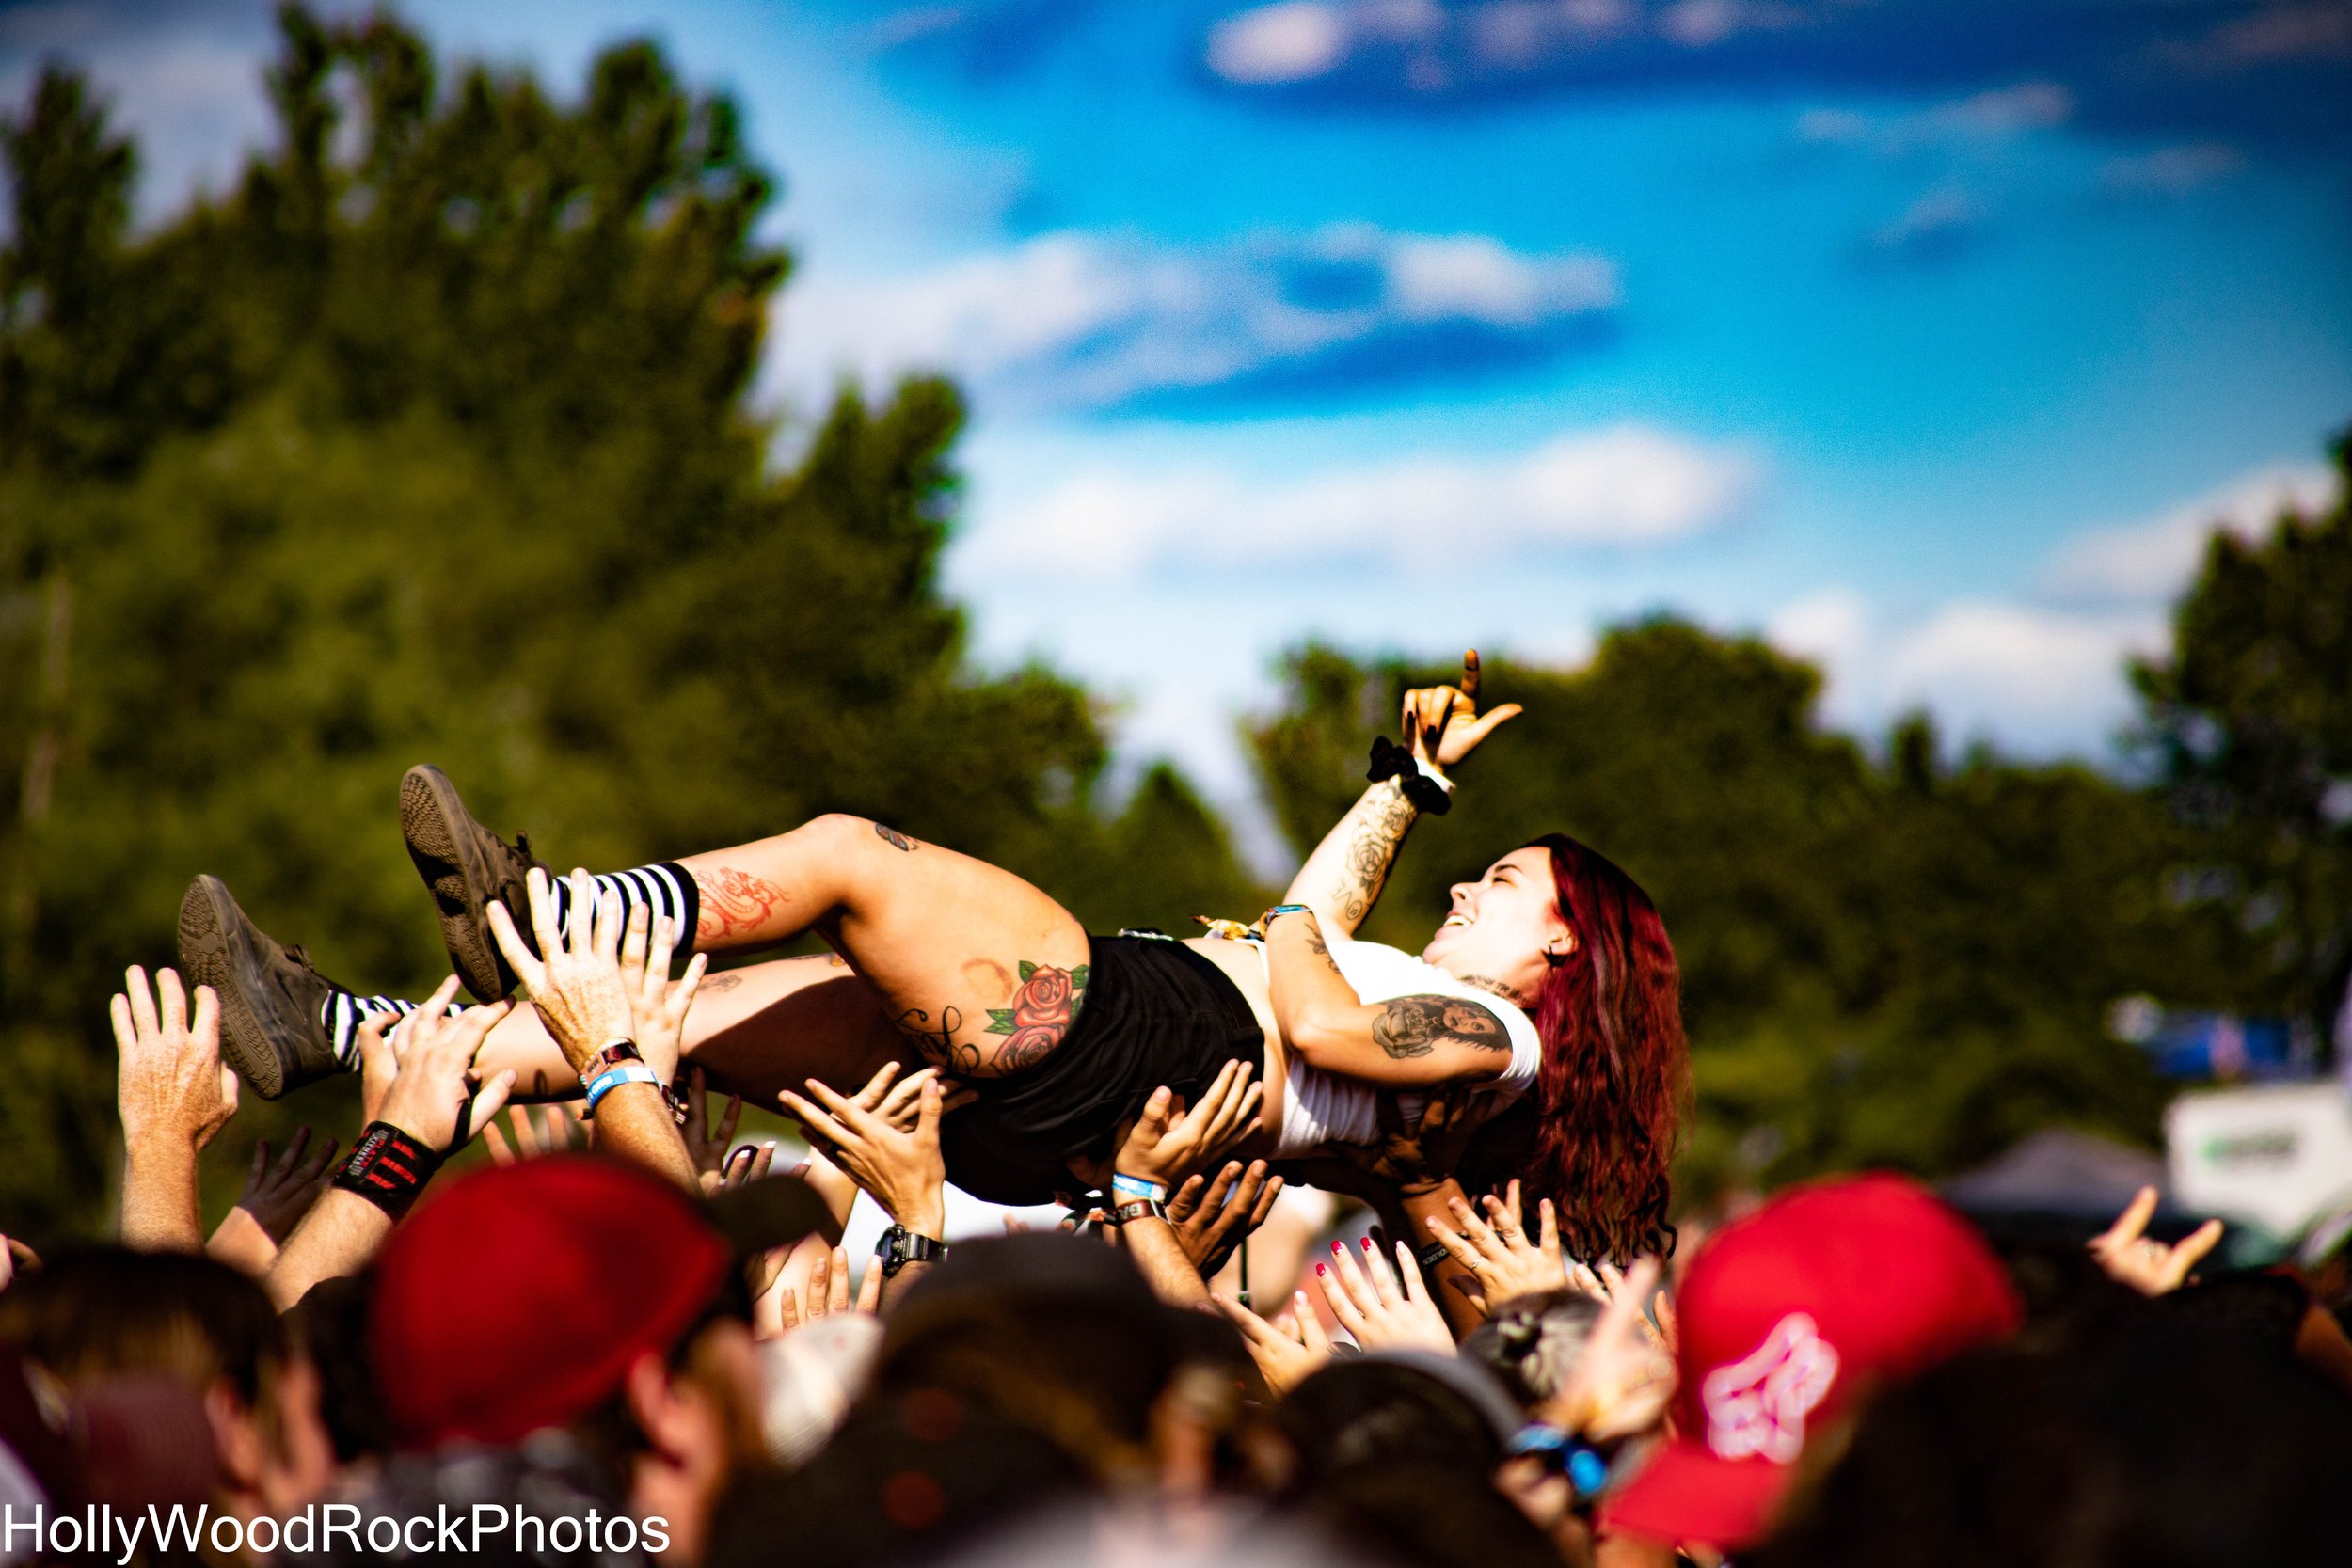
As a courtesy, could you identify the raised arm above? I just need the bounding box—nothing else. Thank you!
[1279,652,1520,935]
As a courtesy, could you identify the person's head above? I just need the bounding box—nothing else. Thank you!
[371,1155,768,1556]
[1275,1353,1521,1490]
[872,1232,1203,1485]
[1433,834,1688,1263]
[1599,1174,2021,1554]
[0,1247,335,1514]
[1460,1290,1601,1420]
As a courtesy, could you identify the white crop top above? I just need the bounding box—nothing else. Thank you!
[1263,935,1543,1156]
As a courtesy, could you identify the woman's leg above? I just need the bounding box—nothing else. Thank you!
[476,949,914,1106]
[666,815,1090,1078]
[421,784,1093,1080]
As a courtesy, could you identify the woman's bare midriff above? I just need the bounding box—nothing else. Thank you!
[1180,935,1289,1153]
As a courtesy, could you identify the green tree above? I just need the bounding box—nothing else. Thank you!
[2133,432,2352,1045]
[0,8,1256,1239]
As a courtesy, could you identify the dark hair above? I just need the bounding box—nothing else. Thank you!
[0,1247,289,1407]
[285,1272,390,1463]
[1466,835,1688,1264]
[1276,1360,1506,1489]
[1460,1290,1600,1412]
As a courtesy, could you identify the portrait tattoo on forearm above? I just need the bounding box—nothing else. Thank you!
[984,961,1089,1072]
[1371,995,1511,1059]
[694,866,787,943]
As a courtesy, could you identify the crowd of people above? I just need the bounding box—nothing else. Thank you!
[5,670,2350,1566]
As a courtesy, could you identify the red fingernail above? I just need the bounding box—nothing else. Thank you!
[1330,1241,1343,1255]
[1360,1237,1375,1252]
[1315,1264,1327,1277]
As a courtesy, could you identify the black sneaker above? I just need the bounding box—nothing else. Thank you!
[400,765,545,1003]
[176,875,343,1100]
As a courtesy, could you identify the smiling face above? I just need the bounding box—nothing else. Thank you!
[1420,846,1576,1006]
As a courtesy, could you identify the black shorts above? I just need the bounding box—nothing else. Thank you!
[939,935,1265,1206]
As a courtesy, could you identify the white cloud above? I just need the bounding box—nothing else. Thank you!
[1796,80,2073,154]
[776,225,1619,409]
[2101,142,2245,195]
[1766,589,2162,752]
[1206,1,1354,84]
[962,425,1756,579]
[2045,462,2341,602]
[1871,185,1984,252]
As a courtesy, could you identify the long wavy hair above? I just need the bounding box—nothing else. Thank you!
[1457,833,1689,1265]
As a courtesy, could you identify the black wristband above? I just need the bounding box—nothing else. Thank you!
[1415,1239,1454,1273]
[333,1122,442,1220]
[1106,1197,1168,1227]
[1366,737,1453,816]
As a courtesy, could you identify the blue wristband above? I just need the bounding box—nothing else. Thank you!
[584,1062,660,1114]
[1111,1173,1168,1203]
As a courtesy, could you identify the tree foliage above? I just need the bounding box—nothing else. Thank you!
[2133,434,2352,1039]
[0,8,1261,1238]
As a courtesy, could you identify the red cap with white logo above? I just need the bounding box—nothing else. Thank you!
[1598,1173,2021,1552]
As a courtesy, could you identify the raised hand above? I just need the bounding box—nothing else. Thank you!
[113,965,236,1155]
[1553,1258,1675,1441]
[482,1102,588,1166]
[1213,1290,1334,1394]
[779,1072,946,1239]
[680,1067,743,1187]
[1424,1180,1566,1313]
[486,867,635,1073]
[355,975,516,1154]
[2090,1185,2224,1297]
[1317,1234,1456,1355]
[233,1127,339,1243]
[1112,1061,1263,1189]
[0,1238,36,1293]
[1404,650,1523,771]
[1166,1159,1283,1277]
[617,904,706,1085]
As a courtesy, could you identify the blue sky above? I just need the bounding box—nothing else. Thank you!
[6,0,2349,863]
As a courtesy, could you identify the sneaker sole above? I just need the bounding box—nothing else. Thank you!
[401,765,516,1002]
[177,876,292,1101]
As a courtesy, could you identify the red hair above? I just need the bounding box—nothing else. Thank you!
[1462,833,1689,1264]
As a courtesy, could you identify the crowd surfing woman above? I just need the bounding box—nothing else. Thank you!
[180,655,1689,1266]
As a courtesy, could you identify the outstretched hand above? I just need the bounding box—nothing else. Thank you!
[1167,1159,1282,1277]
[487,867,636,1073]
[1404,650,1522,771]
[1317,1234,1456,1355]
[1214,1290,1334,1394]
[1423,1180,1566,1313]
[1112,1061,1263,1189]
[2090,1185,2224,1297]
[1553,1257,1675,1441]
[113,966,237,1155]
[780,1065,947,1239]
[234,1127,339,1243]
[355,975,516,1155]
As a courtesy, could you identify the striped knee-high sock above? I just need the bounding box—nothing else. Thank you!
[320,990,468,1070]
[547,862,701,949]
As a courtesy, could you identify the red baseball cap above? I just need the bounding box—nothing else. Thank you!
[372,1155,734,1449]
[1599,1173,2021,1552]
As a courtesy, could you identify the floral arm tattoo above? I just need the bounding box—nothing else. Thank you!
[1370,995,1512,1059]
[1337,781,1418,925]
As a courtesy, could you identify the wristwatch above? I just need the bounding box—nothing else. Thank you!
[875,1223,950,1278]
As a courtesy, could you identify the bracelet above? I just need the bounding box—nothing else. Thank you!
[578,1038,643,1084]
[583,1062,660,1116]
[1415,1239,1454,1273]
[1260,903,1311,926]
[1366,736,1454,816]
[1505,1424,1616,1507]
[1105,1197,1168,1227]
[332,1122,442,1220]
[1111,1173,1168,1203]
